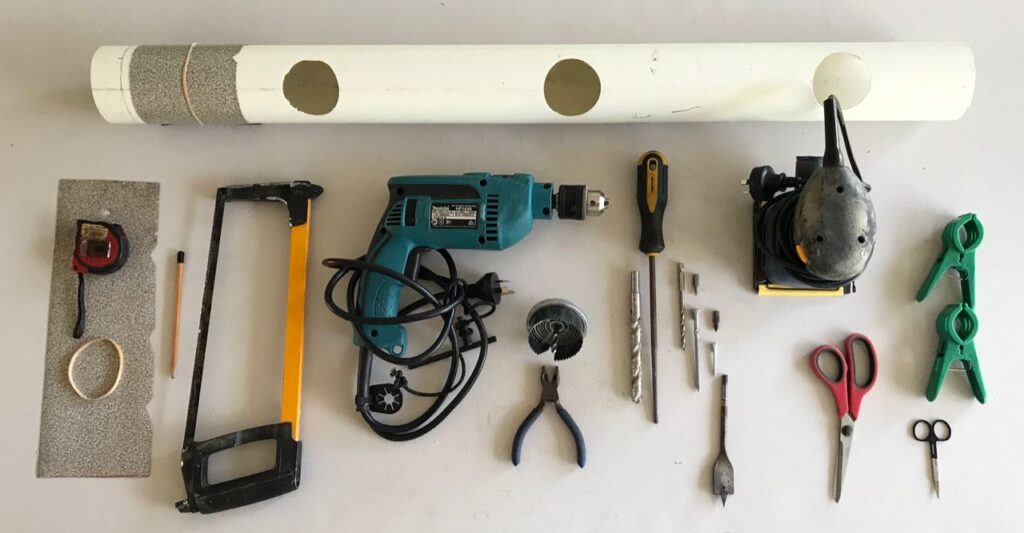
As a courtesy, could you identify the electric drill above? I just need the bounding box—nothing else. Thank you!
[356,172,607,355]
[323,172,607,440]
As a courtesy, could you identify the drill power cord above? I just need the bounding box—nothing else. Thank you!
[754,95,867,289]
[323,248,497,441]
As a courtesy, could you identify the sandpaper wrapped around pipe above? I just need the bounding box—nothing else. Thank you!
[91,43,975,125]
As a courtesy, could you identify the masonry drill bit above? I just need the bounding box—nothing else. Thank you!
[678,262,686,350]
[692,307,701,391]
[629,271,643,404]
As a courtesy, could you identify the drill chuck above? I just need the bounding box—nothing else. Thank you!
[555,185,609,220]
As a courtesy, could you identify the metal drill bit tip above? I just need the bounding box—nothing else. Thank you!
[692,307,701,391]
[586,189,609,216]
[629,270,643,404]
[677,262,686,350]
[712,375,734,506]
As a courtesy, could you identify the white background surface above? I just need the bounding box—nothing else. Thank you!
[1,1,1021,531]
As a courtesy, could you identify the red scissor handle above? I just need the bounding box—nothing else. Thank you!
[843,333,878,419]
[809,344,849,418]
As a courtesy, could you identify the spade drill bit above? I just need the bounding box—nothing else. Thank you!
[692,307,701,391]
[629,271,643,404]
[713,375,735,506]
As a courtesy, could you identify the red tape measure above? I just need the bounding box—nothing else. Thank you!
[72,220,129,338]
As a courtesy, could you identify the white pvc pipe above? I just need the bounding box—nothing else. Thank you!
[92,43,975,124]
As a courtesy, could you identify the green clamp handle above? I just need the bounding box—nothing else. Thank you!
[916,213,983,307]
[927,303,986,403]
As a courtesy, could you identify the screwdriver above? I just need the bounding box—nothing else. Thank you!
[636,151,668,423]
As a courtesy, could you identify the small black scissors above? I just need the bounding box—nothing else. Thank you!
[913,419,952,498]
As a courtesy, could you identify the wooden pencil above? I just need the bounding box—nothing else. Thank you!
[172,251,185,378]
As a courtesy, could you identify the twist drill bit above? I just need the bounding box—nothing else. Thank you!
[678,262,686,350]
[629,271,643,404]
[692,307,701,391]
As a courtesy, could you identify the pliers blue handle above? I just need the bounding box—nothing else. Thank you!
[511,366,586,468]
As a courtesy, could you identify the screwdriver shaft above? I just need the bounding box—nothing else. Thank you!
[650,256,659,423]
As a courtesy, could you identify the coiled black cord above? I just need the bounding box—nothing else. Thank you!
[754,191,854,289]
[323,249,494,441]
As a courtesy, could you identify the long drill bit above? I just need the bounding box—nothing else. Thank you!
[629,271,643,404]
[692,307,701,391]
[678,262,686,349]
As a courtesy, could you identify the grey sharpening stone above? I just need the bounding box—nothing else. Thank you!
[37,180,159,477]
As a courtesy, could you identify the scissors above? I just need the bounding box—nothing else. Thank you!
[913,419,951,498]
[809,333,879,502]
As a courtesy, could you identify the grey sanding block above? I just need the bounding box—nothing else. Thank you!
[37,179,159,477]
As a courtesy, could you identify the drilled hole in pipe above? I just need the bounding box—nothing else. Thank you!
[544,58,601,117]
[812,52,872,109]
[283,60,339,116]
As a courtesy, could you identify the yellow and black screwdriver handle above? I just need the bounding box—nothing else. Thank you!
[176,181,323,514]
[636,151,668,255]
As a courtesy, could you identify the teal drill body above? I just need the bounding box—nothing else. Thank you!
[359,173,555,354]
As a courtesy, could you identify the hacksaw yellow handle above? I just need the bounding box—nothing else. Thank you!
[281,199,313,441]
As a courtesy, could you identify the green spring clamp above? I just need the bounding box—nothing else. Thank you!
[927,303,986,403]
[917,213,985,403]
[916,213,983,307]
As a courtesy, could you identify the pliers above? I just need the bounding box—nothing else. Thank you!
[511,366,586,468]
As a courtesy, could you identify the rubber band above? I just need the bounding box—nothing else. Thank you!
[68,337,124,401]
[181,42,204,125]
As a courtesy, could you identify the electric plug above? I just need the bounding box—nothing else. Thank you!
[468,272,514,305]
